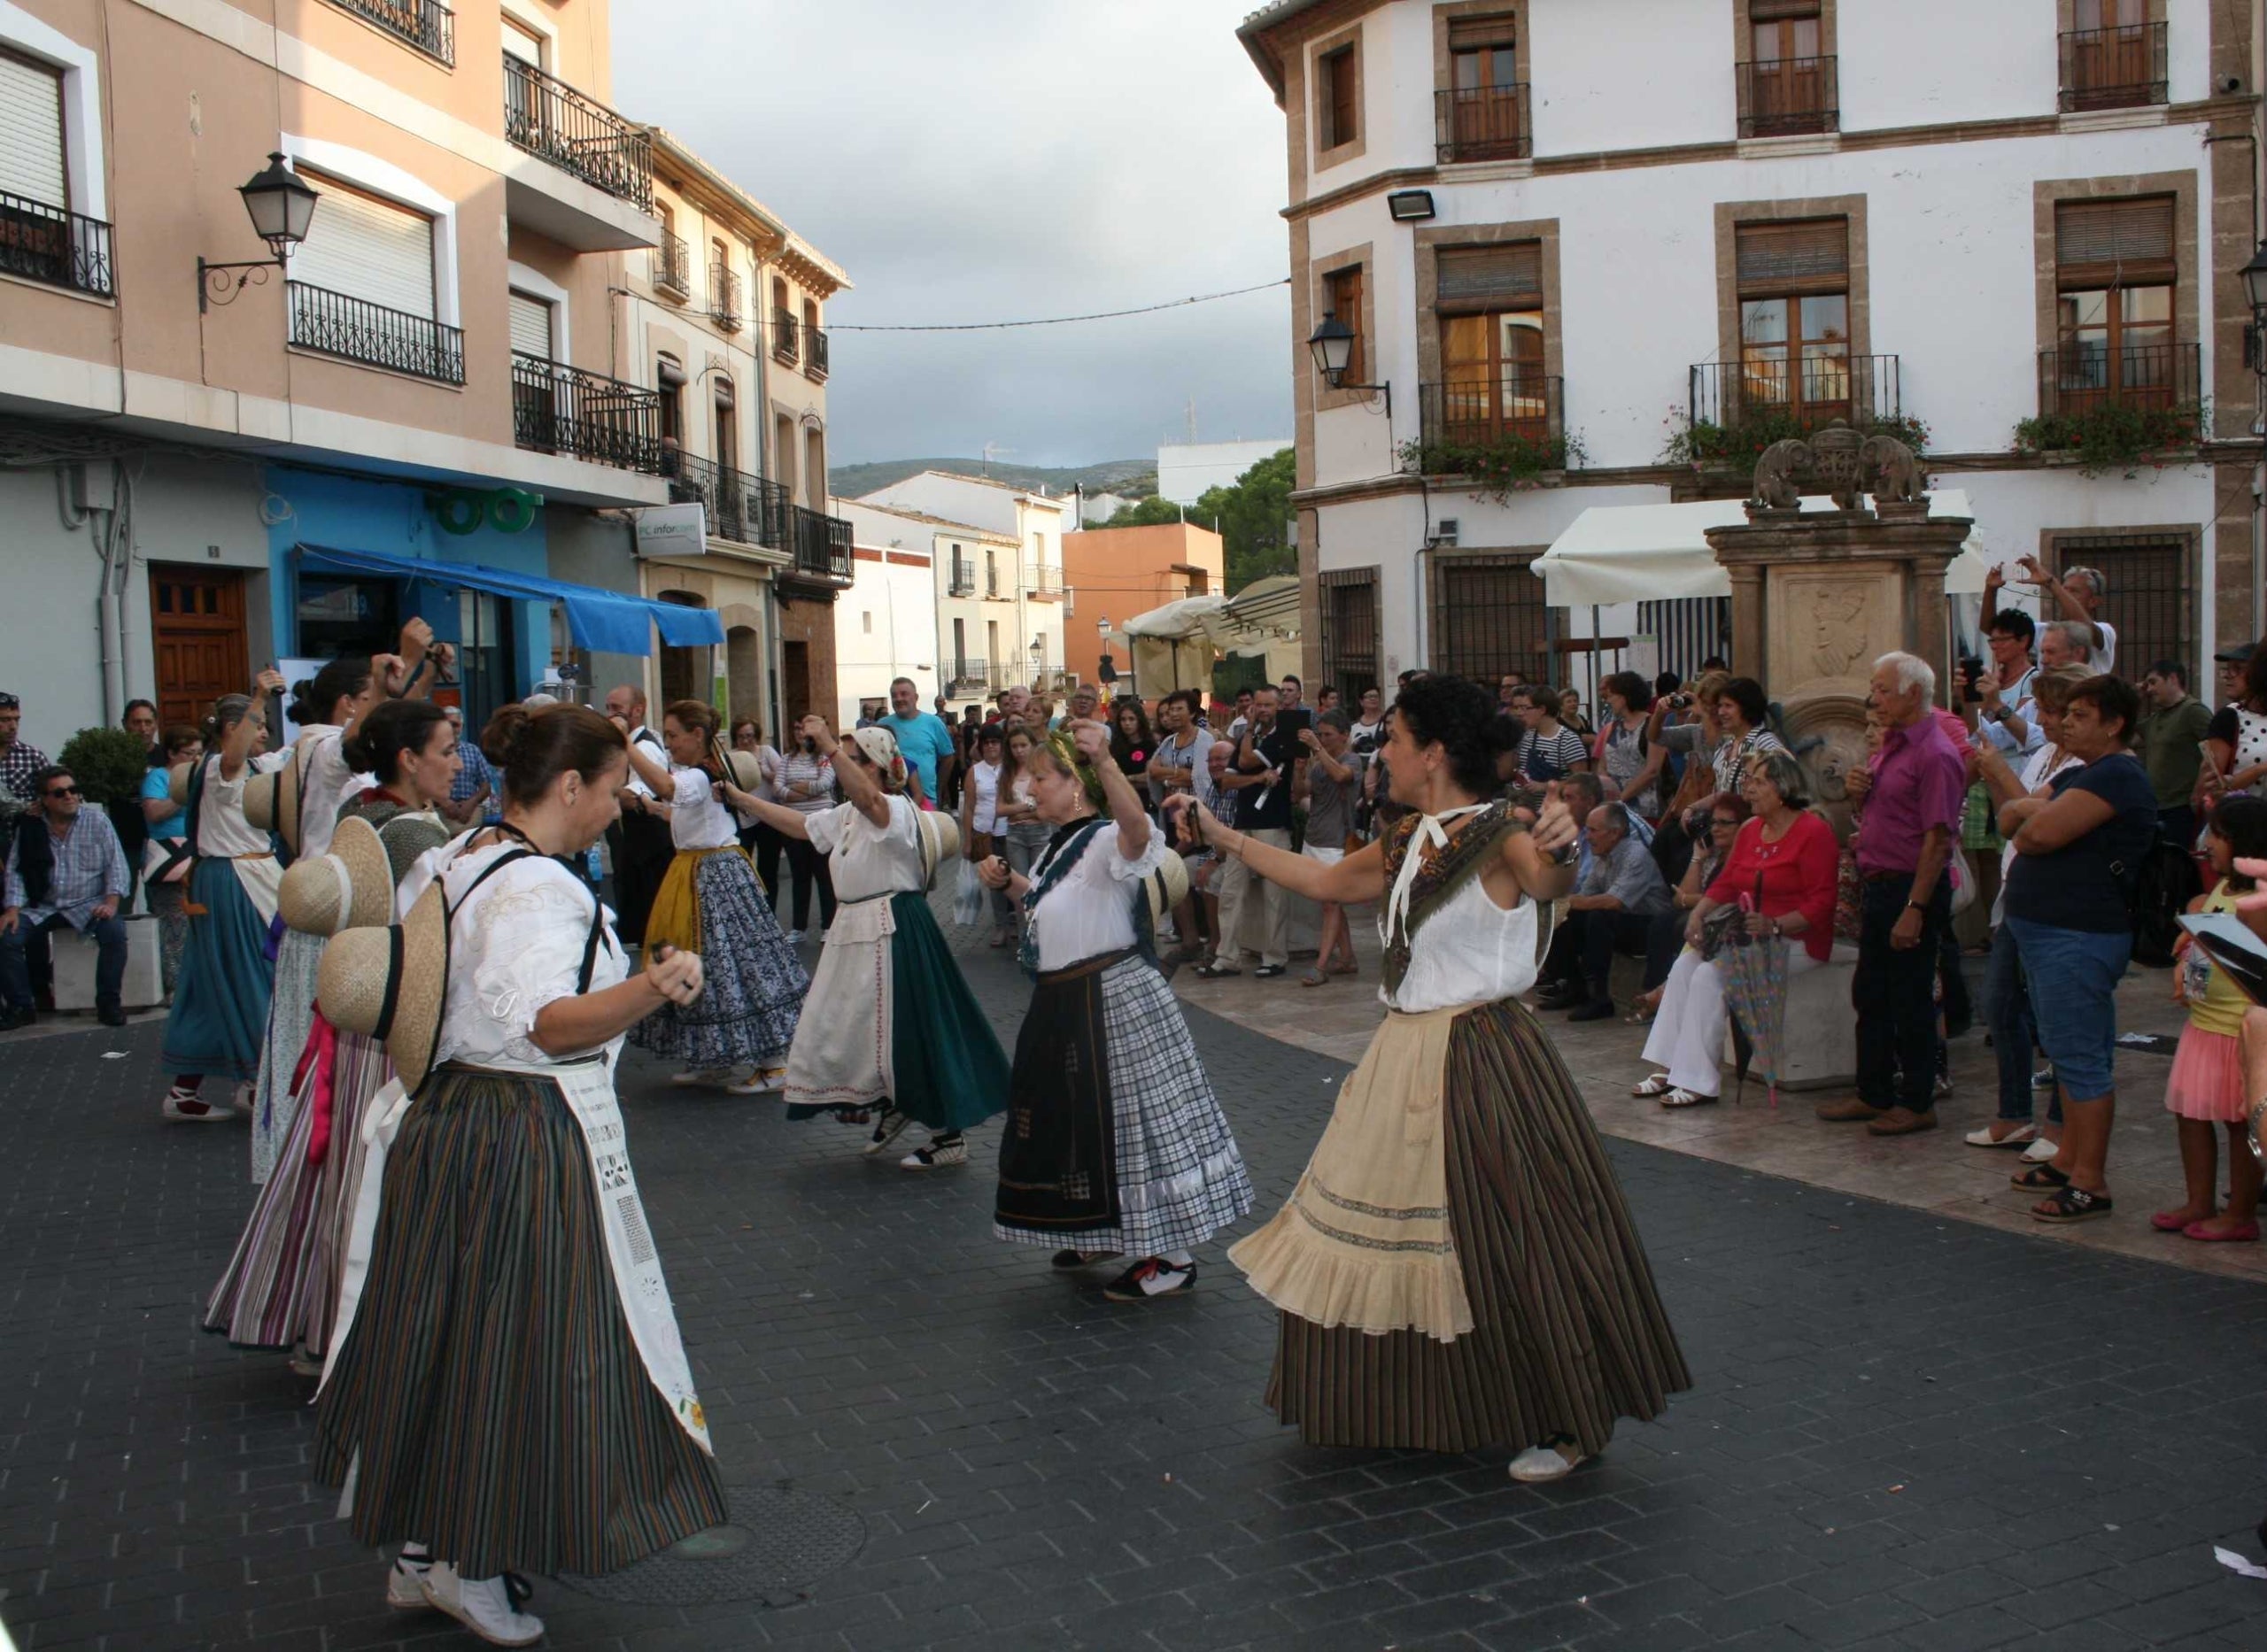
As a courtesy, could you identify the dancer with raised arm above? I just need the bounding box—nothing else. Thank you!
[1168,675,1689,1480]
[731,716,1008,1166]
[981,720,1254,1301]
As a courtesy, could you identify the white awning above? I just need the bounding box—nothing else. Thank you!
[1533,490,1992,606]
[1120,575,1303,656]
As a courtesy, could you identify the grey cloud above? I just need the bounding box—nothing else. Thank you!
[612,1,1294,466]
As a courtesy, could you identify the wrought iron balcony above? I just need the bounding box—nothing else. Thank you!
[948,567,977,597]
[788,504,854,584]
[806,326,829,379]
[1434,83,1531,163]
[1689,354,1899,434]
[289,282,463,383]
[327,0,453,65]
[948,660,1000,692]
[652,233,690,297]
[2036,340,2200,418]
[512,352,663,472]
[1417,374,1565,455]
[502,55,653,210]
[771,307,799,365]
[1025,566,1064,598]
[1737,55,1837,138]
[709,264,742,332]
[2060,22,2167,112]
[0,191,113,298]
[667,453,790,546]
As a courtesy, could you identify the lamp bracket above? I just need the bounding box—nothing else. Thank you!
[197,255,285,313]
[1328,378,1392,419]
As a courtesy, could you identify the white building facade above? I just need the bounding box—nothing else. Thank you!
[1238,0,2264,704]
[830,500,943,726]
[1157,438,1295,504]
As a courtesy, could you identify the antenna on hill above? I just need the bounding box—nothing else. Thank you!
[1185,398,1197,444]
[980,441,1014,477]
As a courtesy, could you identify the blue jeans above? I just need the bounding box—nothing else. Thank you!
[2004,917,2130,1103]
[1984,922,2061,1125]
[2,912,127,1010]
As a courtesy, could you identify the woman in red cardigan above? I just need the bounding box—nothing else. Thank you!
[1631,752,1840,1108]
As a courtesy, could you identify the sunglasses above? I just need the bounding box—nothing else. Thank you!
[46,784,81,799]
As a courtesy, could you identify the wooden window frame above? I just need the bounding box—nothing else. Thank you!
[1431,4,1529,165]
[0,46,69,212]
[1734,218,1853,425]
[1311,242,1376,413]
[1714,196,1869,376]
[1310,22,1365,169]
[2031,173,2197,397]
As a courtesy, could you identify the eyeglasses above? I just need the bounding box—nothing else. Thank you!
[45,785,80,799]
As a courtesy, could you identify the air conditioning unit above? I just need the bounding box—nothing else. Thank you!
[1433,518,1459,547]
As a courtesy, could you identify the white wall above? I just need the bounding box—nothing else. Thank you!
[1158,439,1292,505]
[833,546,939,728]
[860,472,1023,539]
[1841,0,2062,130]
[1528,0,1730,158]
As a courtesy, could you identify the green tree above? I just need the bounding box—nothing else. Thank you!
[1097,495,1186,529]
[1090,449,1296,595]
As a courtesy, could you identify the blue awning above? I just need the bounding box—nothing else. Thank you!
[296,544,723,656]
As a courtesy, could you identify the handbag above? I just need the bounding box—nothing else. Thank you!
[1699,869,1768,962]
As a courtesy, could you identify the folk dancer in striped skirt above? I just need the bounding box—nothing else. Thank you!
[312,704,724,1647]
[158,672,290,1123]
[204,699,457,1373]
[738,718,1010,1167]
[617,699,807,1093]
[1171,675,1691,1481]
[984,721,1255,1301]
[246,636,436,1185]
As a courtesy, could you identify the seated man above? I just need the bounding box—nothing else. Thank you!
[1534,772,1651,995]
[1537,802,1673,1023]
[3,764,130,1030]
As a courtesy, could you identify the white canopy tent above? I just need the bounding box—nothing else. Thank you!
[1118,575,1304,694]
[1532,490,1993,607]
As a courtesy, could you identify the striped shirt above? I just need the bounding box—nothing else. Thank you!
[5,807,129,930]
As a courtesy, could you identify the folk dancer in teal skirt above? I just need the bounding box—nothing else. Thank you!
[738,717,1010,1167]
[1172,675,1691,1483]
[312,703,724,1647]
[159,670,290,1123]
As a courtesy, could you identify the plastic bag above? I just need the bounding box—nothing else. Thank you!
[953,858,985,927]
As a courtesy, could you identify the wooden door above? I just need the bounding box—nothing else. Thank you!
[150,565,248,730]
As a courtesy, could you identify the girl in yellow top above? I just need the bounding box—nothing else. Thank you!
[2154,796,2267,1242]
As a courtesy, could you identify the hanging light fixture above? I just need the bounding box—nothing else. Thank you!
[198,152,321,311]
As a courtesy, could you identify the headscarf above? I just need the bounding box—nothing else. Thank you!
[849,726,909,793]
[1045,729,1108,813]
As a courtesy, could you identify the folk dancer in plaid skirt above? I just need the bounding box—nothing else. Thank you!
[982,720,1253,1302]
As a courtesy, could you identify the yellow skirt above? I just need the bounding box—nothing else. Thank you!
[644,846,754,956]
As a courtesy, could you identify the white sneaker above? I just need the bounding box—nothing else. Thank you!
[1508,1441,1589,1483]
[386,1544,434,1610]
[783,929,803,945]
[162,1085,228,1123]
[230,1081,257,1115]
[670,1068,734,1087]
[2021,1137,2062,1164]
[723,1067,787,1096]
[420,1565,544,1647]
[901,1137,968,1170]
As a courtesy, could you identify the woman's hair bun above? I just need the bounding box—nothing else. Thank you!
[480,702,534,768]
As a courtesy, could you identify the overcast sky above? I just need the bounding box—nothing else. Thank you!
[611,2,1294,469]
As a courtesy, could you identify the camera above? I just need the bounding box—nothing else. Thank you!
[1959,655,1984,704]
[1668,692,1694,709]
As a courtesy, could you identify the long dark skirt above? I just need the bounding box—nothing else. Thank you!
[312,1066,726,1576]
[1267,999,1690,1456]
[160,857,274,1081]
[888,892,1011,1131]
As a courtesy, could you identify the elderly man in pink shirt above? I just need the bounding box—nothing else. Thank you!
[1822,652,1969,1136]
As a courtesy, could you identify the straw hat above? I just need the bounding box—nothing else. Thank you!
[1144,846,1191,929]
[709,737,766,796]
[278,814,392,936]
[318,880,450,1095]
[244,739,308,851]
[166,762,192,809]
[915,807,960,889]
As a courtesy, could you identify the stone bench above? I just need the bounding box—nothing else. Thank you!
[1607,939,1859,1092]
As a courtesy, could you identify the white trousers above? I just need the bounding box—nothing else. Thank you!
[1639,945,1822,1097]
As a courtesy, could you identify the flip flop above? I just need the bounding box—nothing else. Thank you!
[2182,1219,2260,1242]
[1300,970,1329,987]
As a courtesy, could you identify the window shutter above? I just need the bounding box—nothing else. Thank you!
[0,50,67,208]
[501,18,543,65]
[291,174,437,319]
[2055,197,2175,288]
[507,290,553,359]
[1436,243,1543,312]
[1736,218,1848,297]
[1447,15,1516,49]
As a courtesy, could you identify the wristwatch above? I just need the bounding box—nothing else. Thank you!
[1550,841,1579,868]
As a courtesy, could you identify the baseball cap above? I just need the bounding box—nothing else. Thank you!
[2214,642,2255,665]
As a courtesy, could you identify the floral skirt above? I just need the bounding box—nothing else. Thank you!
[629,848,808,1069]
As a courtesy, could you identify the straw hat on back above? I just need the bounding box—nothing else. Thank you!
[244,738,308,851]
[278,814,392,936]
[915,807,960,890]
[709,735,766,797]
[1143,846,1190,930]
[318,880,450,1094]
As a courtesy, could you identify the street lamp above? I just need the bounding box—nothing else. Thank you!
[1096,614,1118,686]
[198,152,321,312]
[1305,313,1390,417]
[2243,240,2267,369]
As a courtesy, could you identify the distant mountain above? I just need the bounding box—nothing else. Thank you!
[830,457,1157,501]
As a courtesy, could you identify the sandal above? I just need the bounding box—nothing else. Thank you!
[1631,1073,1673,1098]
[1661,1087,1717,1108]
[1194,961,1241,979]
[2183,1218,2260,1242]
[2010,1162,2069,1190]
[2031,1185,2113,1224]
[1328,961,1358,976]
[1300,969,1330,988]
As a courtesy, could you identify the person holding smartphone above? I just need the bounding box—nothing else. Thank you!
[1207,686,1296,977]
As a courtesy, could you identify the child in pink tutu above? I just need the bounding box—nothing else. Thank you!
[2154,796,2267,1241]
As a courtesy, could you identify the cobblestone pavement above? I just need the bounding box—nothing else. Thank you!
[4,907,2267,1652]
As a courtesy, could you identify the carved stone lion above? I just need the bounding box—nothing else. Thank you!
[1748,438,1808,512]
[1859,433,1925,506]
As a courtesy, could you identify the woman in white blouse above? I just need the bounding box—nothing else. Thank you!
[311,704,723,1648]
[619,699,808,1095]
[958,722,1014,947]
[979,721,1254,1302]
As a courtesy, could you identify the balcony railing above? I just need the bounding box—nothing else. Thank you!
[948,567,977,597]
[289,282,463,383]
[512,352,664,472]
[668,453,790,546]
[806,326,829,379]
[1025,566,1064,597]
[0,191,113,298]
[788,504,854,583]
[2060,22,2167,112]
[2037,340,2200,418]
[328,0,453,65]
[653,233,690,297]
[709,264,742,332]
[1689,354,1900,433]
[1737,55,1838,138]
[1434,83,1531,163]
[502,55,653,210]
[948,660,1000,692]
[771,307,799,366]
[1419,374,1565,454]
